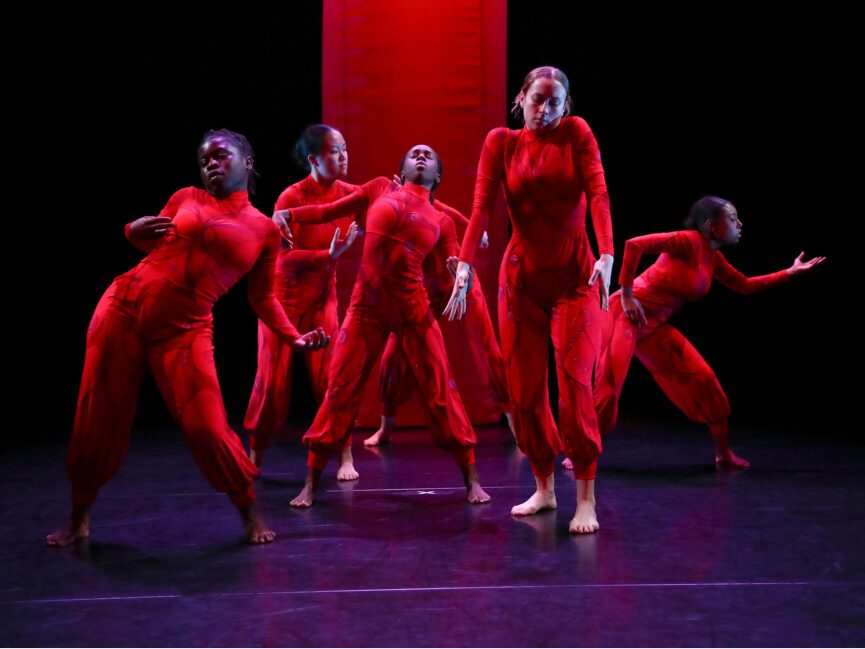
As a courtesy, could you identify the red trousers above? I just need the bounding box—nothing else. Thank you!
[304,306,476,469]
[498,236,603,480]
[594,293,731,435]
[68,284,258,507]
[381,279,509,416]
[244,299,338,455]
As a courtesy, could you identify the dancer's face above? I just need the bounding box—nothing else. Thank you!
[520,77,567,131]
[401,144,441,189]
[710,204,743,246]
[310,130,348,181]
[198,136,252,197]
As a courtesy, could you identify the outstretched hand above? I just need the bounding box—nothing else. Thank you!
[293,327,330,351]
[128,216,176,242]
[787,252,826,276]
[588,253,614,311]
[443,260,472,321]
[329,222,359,260]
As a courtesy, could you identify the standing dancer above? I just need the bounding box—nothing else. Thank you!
[593,196,824,467]
[446,66,614,534]
[364,204,510,447]
[244,125,359,479]
[46,130,328,547]
[282,144,491,508]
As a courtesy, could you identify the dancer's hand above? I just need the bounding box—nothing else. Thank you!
[128,216,176,241]
[480,231,490,249]
[329,222,359,260]
[620,289,647,327]
[443,260,472,320]
[293,327,330,351]
[272,209,294,247]
[787,252,826,276]
[588,253,614,311]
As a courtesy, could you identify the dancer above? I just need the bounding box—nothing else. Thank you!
[46,129,329,547]
[364,209,510,447]
[283,144,491,508]
[446,66,614,534]
[244,125,359,480]
[593,196,824,468]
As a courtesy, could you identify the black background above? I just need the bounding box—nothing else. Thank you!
[4,4,859,444]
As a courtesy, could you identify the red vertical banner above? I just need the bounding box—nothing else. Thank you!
[323,0,507,426]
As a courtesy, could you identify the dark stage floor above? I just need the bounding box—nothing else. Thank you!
[2,422,863,647]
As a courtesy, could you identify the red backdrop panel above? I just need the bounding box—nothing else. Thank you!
[322,0,507,426]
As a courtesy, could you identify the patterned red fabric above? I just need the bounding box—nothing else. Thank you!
[302,183,477,468]
[459,118,614,480]
[69,188,294,507]
[595,229,789,433]
[244,175,359,454]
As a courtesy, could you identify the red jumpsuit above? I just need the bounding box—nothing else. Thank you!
[298,181,477,469]
[594,229,789,436]
[69,188,300,507]
[459,117,615,480]
[244,175,358,456]
[380,211,509,418]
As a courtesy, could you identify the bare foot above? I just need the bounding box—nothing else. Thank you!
[511,490,557,516]
[336,445,359,481]
[569,501,600,534]
[239,503,276,544]
[249,448,263,469]
[511,473,557,516]
[561,457,573,470]
[569,478,599,534]
[716,448,750,469]
[364,416,394,447]
[46,504,91,547]
[290,467,321,508]
[467,481,491,504]
[290,484,315,508]
[460,463,491,504]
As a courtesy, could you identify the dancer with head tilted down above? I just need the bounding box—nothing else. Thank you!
[46,130,329,547]
[275,144,491,508]
[244,125,359,480]
[446,66,615,534]
[592,196,824,468]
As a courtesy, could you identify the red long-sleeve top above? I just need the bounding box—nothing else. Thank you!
[289,178,457,324]
[272,175,358,310]
[619,229,790,321]
[122,187,300,343]
[459,116,614,265]
[288,176,465,311]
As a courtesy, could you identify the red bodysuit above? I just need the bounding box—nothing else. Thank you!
[244,175,358,456]
[69,188,299,508]
[380,211,509,419]
[594,229,789,436]
[298,181,477,469]
[460,116,615,480]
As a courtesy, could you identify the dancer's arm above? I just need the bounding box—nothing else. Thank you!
[713,251,824,295]
[446,129,506,319]
[274,176,393,228]
[124,187,190,252]
[247,229,329,350]
[618,231,695,326]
